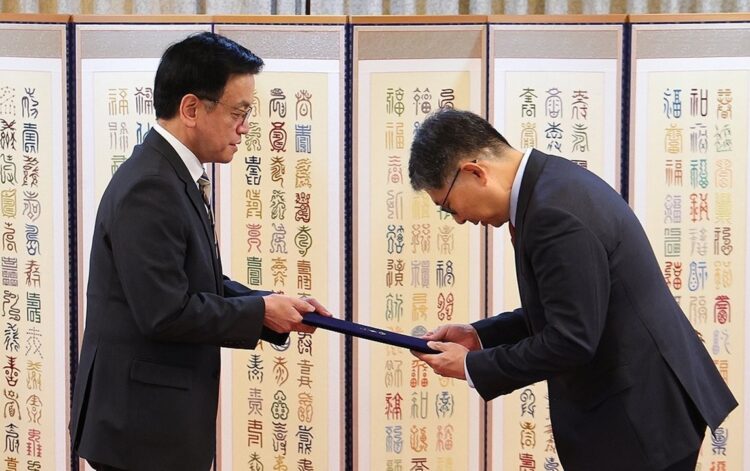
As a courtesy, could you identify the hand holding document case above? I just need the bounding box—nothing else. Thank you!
[302,313,440,354]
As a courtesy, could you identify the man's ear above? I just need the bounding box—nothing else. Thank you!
[464,160,489,185]
[179,94,201,128]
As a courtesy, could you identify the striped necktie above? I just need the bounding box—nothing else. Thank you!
[197,171,220,260]
[197,171,214,226]
[509,222,516,247]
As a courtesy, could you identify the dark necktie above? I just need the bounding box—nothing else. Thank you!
[197,171,214,226]
[509,222,516,247]
[197,171,219,258]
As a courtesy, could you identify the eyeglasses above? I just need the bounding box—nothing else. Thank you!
[204,99,253,127]
[439,159,476,215]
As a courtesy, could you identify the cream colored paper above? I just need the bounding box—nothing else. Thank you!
[0,59,66,470]
[356,58,483,471]
[219,61,342,470]
[491,57,619,471]
[634,59,748,470]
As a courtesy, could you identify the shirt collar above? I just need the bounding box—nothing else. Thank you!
[152,121,205,185]
[510,148,533,227]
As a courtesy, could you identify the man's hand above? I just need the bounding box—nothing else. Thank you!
[302,297,332,318]
[413,341,469,380]
[423,324,481,351]
[262,294,329,334]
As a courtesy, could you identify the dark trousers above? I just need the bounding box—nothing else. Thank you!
[662,449,700,471]
[87,461,127,471]
[661,379,706,471]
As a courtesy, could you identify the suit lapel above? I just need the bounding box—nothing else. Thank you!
[143,130,222,291]
[515,149,547,245]
[513,149,548,334]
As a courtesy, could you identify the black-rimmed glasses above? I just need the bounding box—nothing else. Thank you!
[439,159,476,215]
[204,99,253,127]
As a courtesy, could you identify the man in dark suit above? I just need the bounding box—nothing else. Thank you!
[409,109,737,471]
[70,32,330,471]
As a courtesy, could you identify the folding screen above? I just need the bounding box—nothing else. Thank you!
[213,17,346,471]
[630,14,750,470]
[486,16,625,470]
[75,18,210,323]
[74,18,211,470]
[353,16,487,471]
[28,11,750,471]
[0,14,69,471]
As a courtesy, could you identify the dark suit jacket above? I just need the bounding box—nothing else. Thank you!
[69,130,287,470]
[467,150,737,470]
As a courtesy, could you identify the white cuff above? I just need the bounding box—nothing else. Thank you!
[465,356,475,389]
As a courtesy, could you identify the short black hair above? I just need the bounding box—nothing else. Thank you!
[154,32,264,119]
[409,109,510,191]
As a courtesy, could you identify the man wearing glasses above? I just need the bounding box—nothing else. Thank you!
[409,109,736,471]
[70,32,330,471]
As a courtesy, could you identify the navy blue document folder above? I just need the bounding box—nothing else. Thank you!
[302,313,439,354]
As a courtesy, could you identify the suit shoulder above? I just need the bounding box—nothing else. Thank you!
[535,155,621,203]
[108,142,180,186]
[117,141,177,178]
[99,149,184,217]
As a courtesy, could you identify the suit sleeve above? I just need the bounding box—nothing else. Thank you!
[110,175,267,348]
[467,207,610,400]
[472,308,529,347]
[222,277,288,346]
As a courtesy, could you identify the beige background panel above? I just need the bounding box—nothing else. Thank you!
[637,66,747,471]
[0,13,70,22]
[216,27,343,60]
[214,15,347,24]
[351,15,487,24]
[489,24,623,470]
[353,53,485,469]
[634,26,750,59]
[219,63,344,470]
[489,13,626,23]
[0,55,70,469]
[0,25,65,58]
[493,28,621,59]
[77,27,210,58]
[496,69,613,471]
[72,14,212,23]
[355,27,485,60]
[629,13,750,23]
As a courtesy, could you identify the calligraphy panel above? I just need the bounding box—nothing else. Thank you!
[76,22,210,323]
[215,23,345,471]
[631,19,750,470]
[354,22,486,471]
[75,21,211,471]
[488,22,623,471]
[0,21,68,471]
